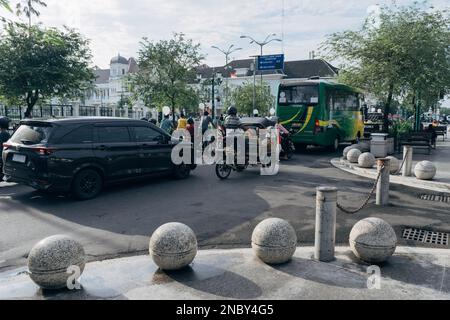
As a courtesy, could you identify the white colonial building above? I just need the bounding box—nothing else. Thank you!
[50,54,153,119]
[84,54,138,107]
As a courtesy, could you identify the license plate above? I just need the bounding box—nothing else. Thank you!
[12,154,26,163]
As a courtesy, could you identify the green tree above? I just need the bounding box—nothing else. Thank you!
[229,82,274,116]
[1,0,11,11]
[131,33,204,123]
[0,23,95,117]
[321,3,450,131]
[0,0,12,23]
[15,0,46,28]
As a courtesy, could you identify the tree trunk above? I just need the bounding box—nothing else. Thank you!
[171,96,176,126]
[384,83,394,134]
[24,90,39,118]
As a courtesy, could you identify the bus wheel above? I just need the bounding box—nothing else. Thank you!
[294,143,307,152]
[328,137,340,152]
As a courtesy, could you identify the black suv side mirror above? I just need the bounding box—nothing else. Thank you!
[154,135,166,144]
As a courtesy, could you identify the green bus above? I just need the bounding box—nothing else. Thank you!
[276,80,365,151]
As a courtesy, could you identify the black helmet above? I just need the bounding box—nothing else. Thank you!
[0,117,11,129]
[227,106,237,116]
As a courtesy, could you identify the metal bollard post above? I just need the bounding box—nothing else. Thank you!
[402,146,413,177]
[315,187,337,262]
[376,158,391,206]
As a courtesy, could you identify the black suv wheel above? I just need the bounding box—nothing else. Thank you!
[72,169,103,200]
[173,164,191,180]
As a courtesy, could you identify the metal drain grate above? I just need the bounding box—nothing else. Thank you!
[403,228,449,246]
[420,194,450,203]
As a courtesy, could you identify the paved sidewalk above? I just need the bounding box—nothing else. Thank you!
[0,247,448,300]
[413,140,450,184]
[331,140,450,194]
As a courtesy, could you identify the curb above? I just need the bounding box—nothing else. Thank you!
[331,158,450,195]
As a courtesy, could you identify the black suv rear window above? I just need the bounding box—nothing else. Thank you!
[11,125,53,145]
[96,127,131,143]
[59,126,93,144]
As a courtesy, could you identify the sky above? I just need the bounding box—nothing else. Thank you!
[2,0,449,107]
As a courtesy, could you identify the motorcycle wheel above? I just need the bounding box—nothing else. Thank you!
[287,141,295,160]
[215,164,232,180]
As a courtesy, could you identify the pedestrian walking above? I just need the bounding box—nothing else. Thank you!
[177,113,187,130]
[160,114,174,134]
[201,111,215,134]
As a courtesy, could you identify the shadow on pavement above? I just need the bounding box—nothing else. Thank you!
[379,254,449,294]
[156,263,263,299]
[272,257,368,289]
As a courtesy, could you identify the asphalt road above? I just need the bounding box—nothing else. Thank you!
[1,147,449,270]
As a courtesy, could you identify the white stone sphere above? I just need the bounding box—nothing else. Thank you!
[349,218,397,263]
[343,146,357,159]
[415,161,437,180]
[149,223,197,271]
[358,152,376,168]
[386,156,400,174]
[252,218,297,264]
[351,144,364,151]
[28,235,85,290]
[357,142,371,153]
[347,149,362,163]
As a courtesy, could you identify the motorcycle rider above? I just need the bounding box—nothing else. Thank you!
[271,116,291,160]
[0,117,11,149]
[224,106,241,130]
[0,117,11,180]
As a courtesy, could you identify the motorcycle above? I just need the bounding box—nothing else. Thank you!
[279,131,295,160]
[215,117,277,180]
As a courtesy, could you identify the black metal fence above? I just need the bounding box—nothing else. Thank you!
[0,105,144,121]
[0,106,23,120]
[115,108,126,118]
[79,106,96,117]
[0,105,73,120]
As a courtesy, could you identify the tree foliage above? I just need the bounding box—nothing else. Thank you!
[229,82,275,116]
[321,2,450,129]
[131,33,204,120]
[16,0,46,27]
[0,23,95,117]
[0,0,11,12]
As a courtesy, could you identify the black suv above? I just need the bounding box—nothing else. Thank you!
[2,118,191,200]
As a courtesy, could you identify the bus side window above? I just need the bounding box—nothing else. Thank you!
[326,91,334,111]
[327,91,335,122]
[334,92,346,111]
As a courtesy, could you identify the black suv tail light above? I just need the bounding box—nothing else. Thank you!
[32,147,56,155]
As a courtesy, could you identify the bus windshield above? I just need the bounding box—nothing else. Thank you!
[279,85,319,105]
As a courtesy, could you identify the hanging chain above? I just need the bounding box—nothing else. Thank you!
[337,165,385,215]
[393,148,410,175]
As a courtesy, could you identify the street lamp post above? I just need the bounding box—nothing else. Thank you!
[240,34,282,114]
[211,45,242,106]
[210,68,223,120]
[240,34,282,85]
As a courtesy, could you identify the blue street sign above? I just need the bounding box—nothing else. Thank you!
[257,54,285,71]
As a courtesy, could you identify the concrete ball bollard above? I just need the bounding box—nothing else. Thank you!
[349,218,397,263]
[415,161,437,180]
[149,223,198,271]
[386,156,400,174]
[357,142,371,153]
[28,235,85,290]
[347,149,362,163]
[252,218,297,264]
[343,146,357,159]
[358,152,376,168]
